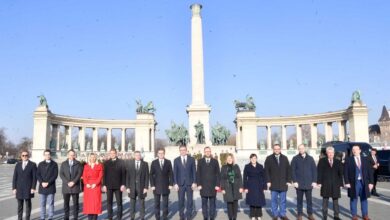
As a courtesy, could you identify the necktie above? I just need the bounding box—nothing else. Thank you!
[160,160,163,170]
[329,159,333,167]
[136,161,139,171]
[276,156,280,165]
[357,157,361,169]
[69,161,73,175]
[22,161,26,170]
[183,157,187,166]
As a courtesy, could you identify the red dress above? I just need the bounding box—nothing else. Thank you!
[82,163,103,214]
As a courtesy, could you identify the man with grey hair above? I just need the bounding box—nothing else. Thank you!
[317,146,344,220]
[291,144,317,220]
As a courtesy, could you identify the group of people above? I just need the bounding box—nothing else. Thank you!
[12,143,379,220]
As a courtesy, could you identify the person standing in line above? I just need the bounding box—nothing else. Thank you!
[173,145,197,220]
[243,153,267,220]
[291,144,317,220]
[102,148,126,220]
[82,153,103,220]
[196,146,221,220]
[317,146,344,220]
[126,151,149,220]
[220,153,243,220]
[60,149,83,220]
[36,149,58,220]
[150,147,174,220]
[12,149,37,220]
[265,144,292,220]
[368,148,380,196]
[344,145,374,220]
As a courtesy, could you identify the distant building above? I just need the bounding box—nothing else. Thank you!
[369,106,390,145]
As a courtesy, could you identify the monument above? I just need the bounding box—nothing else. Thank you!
[186,4,212,147]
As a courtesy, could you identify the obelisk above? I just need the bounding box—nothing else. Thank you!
[187,3,211,146]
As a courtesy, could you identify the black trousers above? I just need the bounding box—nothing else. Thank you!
[227,200,238,219]
[154,193,169,220]
[322,197,339,220]
[107,189,123,220]
[297,189,313,215]
[63,193,79,220]
[372,169,378,193]
[17,199,31,220]
[249,206,263,218]
[201,196,216,219]
[130,189,145,219]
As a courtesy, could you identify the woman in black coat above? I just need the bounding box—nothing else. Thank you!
[220,153,243,220]
[244,154,267,220]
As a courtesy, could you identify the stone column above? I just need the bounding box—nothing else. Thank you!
[267,125,272,149]
[32,106,52,163]
[92,128,98,152]
[281,125,287,149]
[56,125,61,151]
[296,124,302,146]
[107,128,112,151]
[347,102,369,142]
[236,125,242,149]
[150,128,155,152]
[338,121,346,141]
[79,127,85,151]
[310,123,318,148]
[325,122,333,142]
[121,128,126,152]
[50,124,58,151]
[66,126,73,149]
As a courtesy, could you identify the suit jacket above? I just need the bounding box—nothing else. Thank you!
[317,157,344,198]
[60,159,83,194]
[150,158,174,195]
[173,155,196,186]
[103,158,126,189]
[125,160,149,199]
[291,154,317,190]
[12,160,37,200]
[196,157,220,197]
[36,160,58,195]
[264,153,292,191]
[344,156,374,198]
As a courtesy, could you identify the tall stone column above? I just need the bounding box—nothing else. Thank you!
[92,128,98,152]
[281,125,287,149]
[186,4,211,146]
[347,102,369,142]
[56,125,61,151]
[79,127,85,151]
[32,106,51,163]
[66,126,73,149]
[107,128,112,151]
[325,122,333,142]
[267,125,272,149]
[121,128,126,152]
[296,124,302,146]
[310,123,318,148]
[338,121,346,141]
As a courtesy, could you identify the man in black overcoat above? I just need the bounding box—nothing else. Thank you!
[12,149,37,220]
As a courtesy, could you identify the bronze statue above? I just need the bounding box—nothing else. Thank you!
[194,121,205,144]
[234,95,256,112]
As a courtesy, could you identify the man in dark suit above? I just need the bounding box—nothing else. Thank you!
[102,148,126,220]
[12,149,37,220]
[126,151,149,220]
[150,147,174,220]
[37,149,58,220]
[368,148,380,196]
[291,144,317,220]
[317,146,344,220]
[60,149,83,220]
[174,145,197,220]
[344,145,374,220]
[196,146,220,220]
[264,144,291,220]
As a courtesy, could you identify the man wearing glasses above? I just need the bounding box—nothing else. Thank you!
[12,149,37,220]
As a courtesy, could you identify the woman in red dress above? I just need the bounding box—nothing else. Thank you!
[82,153,103,220]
